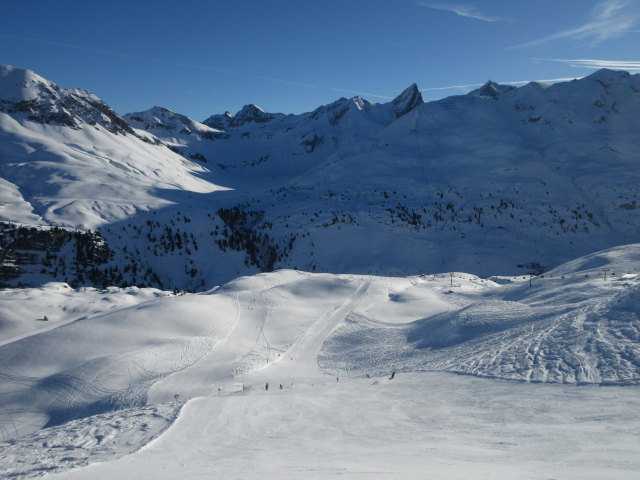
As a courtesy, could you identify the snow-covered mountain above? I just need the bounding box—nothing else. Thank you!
[1,65,639,290]
[1,65,640,477]
[0,65,132,135]
[120,68,640,288]
[123,105,225,160]
[0,65,224,229]
[203,103,286,130]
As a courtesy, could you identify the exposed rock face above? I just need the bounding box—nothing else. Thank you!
[0,223,112,288]
[0,65,134,135]
[203,104,284,130]
[2,66,640,291]
[309,98,351,125]
[203,111,234,130]
[392,83,423,117]
[233,104,274,125]
[124,106,220,136]
[471,81,517,99]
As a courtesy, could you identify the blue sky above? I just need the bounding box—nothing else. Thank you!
[2,0,639,121]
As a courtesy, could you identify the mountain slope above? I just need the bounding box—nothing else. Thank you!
[127,68,639,283]
[0,65,225,230]
[0,244,640,452]
[1,66,639,289]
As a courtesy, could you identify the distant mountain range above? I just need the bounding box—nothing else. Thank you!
[1,64,639,289]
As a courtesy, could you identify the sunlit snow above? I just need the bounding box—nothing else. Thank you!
[1,245,639,479]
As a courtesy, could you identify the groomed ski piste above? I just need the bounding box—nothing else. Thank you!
[1,244,640,479]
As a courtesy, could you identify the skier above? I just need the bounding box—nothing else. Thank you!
[389,371,395,380]
[265,382,269,391]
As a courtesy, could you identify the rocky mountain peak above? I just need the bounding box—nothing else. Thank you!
[203,104,282,130]
[471,81,516,99]
[392,83,423,117]
[124,106,216,135]
[0,65,58,102]
[233,104,274,125]
[0,64,133,135]
[351,96,373,111]
[202,111,234,130]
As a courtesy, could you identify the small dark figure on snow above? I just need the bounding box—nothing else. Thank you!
[43,315,48,322]
[279,384,283,390]
[389,371,396,380]
[265,382,269,391]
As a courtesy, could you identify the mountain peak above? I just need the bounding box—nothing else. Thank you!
[124,106,218,136]
[0,65,61,103]
[584,68,632,88]
[392,83,423,118]
[0,64,132,135]
[587,68,630,79]
[202,111,234,130]
[234,103,273,124]
[351,96,373,111]
[203,104,282,130]
[149,105,174,114]
[470,80,516,99]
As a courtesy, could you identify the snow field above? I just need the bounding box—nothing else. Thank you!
[0,289,237,440]
[0,402,180,479]
[0,283,169,345]
[0,245,639,478]
[45,373,640,480]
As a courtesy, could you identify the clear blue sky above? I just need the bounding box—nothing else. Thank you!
[2,0,639,121]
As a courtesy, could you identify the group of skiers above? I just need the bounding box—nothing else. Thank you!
[260,371,396,391]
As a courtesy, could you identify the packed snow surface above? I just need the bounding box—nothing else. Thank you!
[1,245,639,478]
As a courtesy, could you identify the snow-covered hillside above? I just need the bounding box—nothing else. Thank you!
[0,65,225,230]
[128,70,640,284]
[2,64,639,478]
[0,244,639,478]
[1,65,640,290]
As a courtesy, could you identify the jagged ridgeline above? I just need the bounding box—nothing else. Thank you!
[1,65,639,289]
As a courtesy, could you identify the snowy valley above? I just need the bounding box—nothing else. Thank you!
[0,64,639,478]
[1,66,640,289]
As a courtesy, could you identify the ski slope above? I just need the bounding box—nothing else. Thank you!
[40,373,640,480]
[1,245,639,478]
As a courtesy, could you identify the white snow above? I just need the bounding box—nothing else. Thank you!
[1,65,639,479]
[2,66,640,289]
[43,374,640,480]
[1,245,639,478]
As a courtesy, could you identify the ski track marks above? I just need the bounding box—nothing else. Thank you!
[1,252,640,478]
[0,402,181,479]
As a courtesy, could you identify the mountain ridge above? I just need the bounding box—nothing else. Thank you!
[0,65,639,289]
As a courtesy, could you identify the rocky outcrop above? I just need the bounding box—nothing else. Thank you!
[0,65,135,135]
[0,223,112,288]
[203,104,284,130]
[471,81,516,100]
[392,83,423,117]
